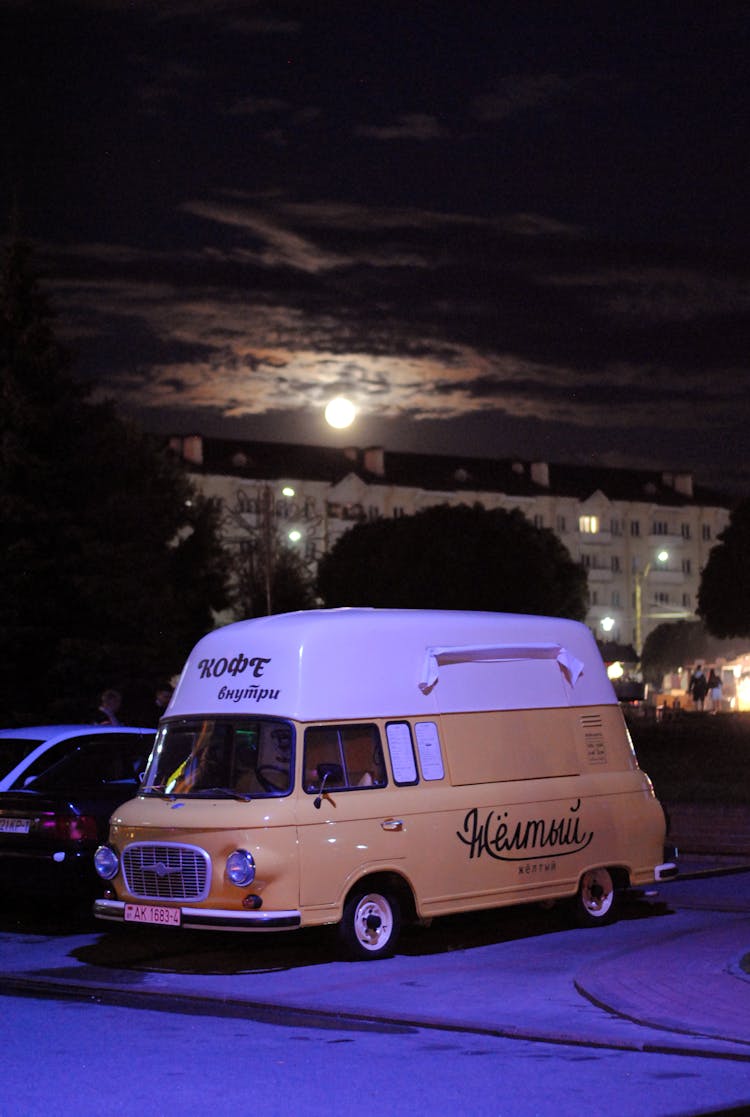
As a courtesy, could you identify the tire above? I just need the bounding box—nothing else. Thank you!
[574,867,619,927]
[338,886,401,960]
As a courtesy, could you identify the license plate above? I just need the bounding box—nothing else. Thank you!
[0,818,31,834]
[124,903,181,927]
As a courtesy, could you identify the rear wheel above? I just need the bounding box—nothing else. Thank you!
[338,886,401,960]
[574,867,619,927]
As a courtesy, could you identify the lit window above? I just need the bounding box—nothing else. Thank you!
[579,515,599,534]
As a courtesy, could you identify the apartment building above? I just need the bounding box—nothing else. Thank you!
[169,434,732,651]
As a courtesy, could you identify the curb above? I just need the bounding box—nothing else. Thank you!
[1,970,749,1062]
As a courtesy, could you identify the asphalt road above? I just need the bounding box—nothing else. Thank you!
[0,862,748,1061]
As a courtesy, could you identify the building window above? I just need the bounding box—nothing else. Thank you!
[681,523,691,539]
[533,514,544,528]
[682,558,692,574]
[611,591,621,606]
[655,591,670,604]
[652,520,669,535]
[610,519,622,535]
[556,514,567,533]
[702,524,712,541]
[611,555,621,573]
[682,593,691,608]
[630,521,640,537]
[579,515,599,534]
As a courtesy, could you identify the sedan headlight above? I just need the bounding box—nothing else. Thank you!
[226,848,256,887]
[94,845,120,880]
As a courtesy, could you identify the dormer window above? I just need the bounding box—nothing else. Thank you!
[579,515,599,534]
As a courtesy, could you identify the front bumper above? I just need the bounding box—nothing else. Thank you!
[654,860,679,881]
[93,897,302,931]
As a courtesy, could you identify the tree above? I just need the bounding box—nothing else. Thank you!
[316,503,588,619]
[0,238,230,725]
[223,484,317,618]
[640,620,743,688]
[234,538,317,618]
[698,499,750,638]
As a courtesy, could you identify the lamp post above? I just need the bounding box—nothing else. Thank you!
[634,550,669,654]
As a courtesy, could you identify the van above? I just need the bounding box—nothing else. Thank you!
[94,609,676,958]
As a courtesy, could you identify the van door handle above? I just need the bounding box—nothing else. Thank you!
[381,818,404,831]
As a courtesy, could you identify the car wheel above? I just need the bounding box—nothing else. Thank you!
[339,886,401,960]
[574,867,619,927]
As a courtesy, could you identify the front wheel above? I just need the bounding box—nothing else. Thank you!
[574,867,619,927]
[338,887,401,960]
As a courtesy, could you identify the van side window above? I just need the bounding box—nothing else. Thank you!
[414,722,445,780]
[304,724,386,792]
[385,722,419,785]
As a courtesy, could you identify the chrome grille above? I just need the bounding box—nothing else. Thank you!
[122,842,210,901]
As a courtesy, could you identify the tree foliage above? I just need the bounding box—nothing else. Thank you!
[640,620,743,688]
[697,498,750,638]
[0,239,230,725]
[316,503,588,619]
[233,539,317,618]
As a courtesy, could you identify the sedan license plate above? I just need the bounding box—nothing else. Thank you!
[0,818,31,834]
[124,903,181,927]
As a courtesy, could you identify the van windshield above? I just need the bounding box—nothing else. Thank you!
[142,718,293,798]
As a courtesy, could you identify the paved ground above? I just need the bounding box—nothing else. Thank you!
[0,859,748,1061]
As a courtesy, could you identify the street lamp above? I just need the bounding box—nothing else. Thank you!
[634,550,669,654]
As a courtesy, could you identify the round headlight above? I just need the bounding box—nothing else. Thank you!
[94,845,119,880]
[226,848,256,887]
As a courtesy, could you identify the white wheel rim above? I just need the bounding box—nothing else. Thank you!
[581,869,614,918]
[354,893,393,951]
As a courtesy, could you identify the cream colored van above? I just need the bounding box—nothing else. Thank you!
[94,609,676,959]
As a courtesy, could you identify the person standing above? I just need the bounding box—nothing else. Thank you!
[707,668,722,713]
[689,666,708,711]
[153,684,174,726]
[93,688,122,725]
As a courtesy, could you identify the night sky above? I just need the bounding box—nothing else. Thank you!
[3,1,749,493]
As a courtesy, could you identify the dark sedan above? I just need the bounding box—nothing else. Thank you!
[0,726,155,902]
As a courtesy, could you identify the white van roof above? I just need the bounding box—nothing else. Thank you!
[168,609,617,722]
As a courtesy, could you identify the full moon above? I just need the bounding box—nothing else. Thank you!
[324,396,357,429]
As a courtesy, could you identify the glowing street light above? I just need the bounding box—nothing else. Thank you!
[324,396,357,429]
[600,616,616,633]
[634,550,669,654]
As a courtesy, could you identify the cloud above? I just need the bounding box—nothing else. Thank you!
[180,200,350,272]
[40,186,750,495]
[471,73,571,121]
[354,113,446,141]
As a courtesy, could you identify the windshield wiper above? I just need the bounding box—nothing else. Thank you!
[141,785,176,799]
[192,786,254,801]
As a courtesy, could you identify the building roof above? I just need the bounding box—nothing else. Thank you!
[169,435,732,510]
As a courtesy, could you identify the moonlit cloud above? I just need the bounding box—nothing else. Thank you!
[8,1,749,493]
[46,188,750,471]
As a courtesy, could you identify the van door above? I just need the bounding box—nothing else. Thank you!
[295,723,406,916]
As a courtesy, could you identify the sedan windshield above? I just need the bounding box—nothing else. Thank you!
[142,718,293,798]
